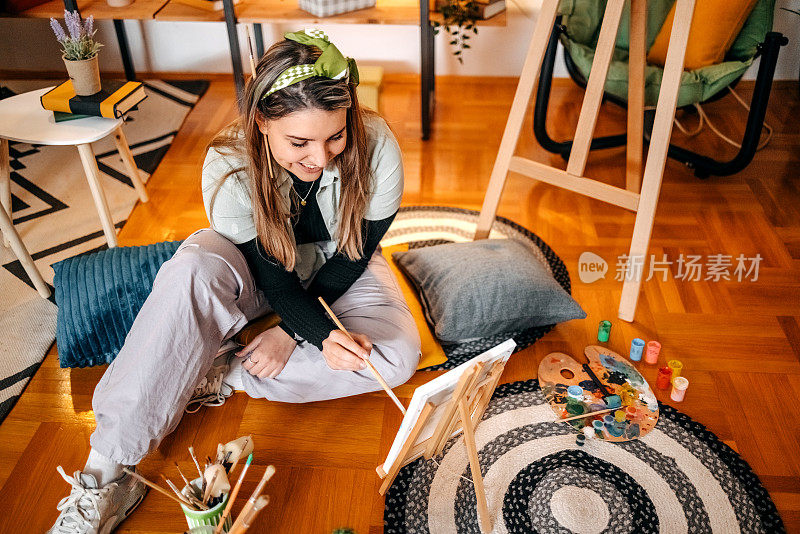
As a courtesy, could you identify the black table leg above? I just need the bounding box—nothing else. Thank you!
[254,23,265,58]
[222,0,245,106]
[420,0,435,140]
[113,20,136,81]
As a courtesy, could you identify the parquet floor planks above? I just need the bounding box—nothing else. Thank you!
[0,73,798,533]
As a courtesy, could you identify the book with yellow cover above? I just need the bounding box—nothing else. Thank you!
[40,80,146,119]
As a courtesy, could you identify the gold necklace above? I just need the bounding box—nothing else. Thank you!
[293,179,316,207]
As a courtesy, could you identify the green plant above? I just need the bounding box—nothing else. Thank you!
[432,0,480,63]
[50,10,103,61]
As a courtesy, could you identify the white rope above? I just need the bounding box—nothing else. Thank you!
[662,86,773,151]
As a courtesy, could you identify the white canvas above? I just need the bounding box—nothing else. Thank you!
[381,338,516,475]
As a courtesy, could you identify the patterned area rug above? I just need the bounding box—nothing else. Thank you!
[384,380,784,533]
[382,206,572,370]
[0,79,208,423]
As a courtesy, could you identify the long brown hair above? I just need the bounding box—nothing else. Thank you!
[208,38,371,271]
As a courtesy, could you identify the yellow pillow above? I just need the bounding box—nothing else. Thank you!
[382,244,448,370]
[647,0,758,70]
[235,245,448,370]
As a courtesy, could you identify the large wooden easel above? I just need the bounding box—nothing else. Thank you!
[377,358,507,533]
[475,0,696,322]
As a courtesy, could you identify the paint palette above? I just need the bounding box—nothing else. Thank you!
[538,345,659,442]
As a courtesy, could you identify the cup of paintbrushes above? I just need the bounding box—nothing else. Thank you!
[181,479,233,532]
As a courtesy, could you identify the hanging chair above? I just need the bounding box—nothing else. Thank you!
[533,0,787,178]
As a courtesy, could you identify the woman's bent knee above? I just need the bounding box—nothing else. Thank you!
[380,332,421,389]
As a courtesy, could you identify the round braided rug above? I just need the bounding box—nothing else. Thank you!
[384,380,784,534]
[382,206,571,370]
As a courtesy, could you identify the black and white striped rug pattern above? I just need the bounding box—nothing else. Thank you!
[384,380,784,533]
[381,206,572,370]
[0,79,208,423]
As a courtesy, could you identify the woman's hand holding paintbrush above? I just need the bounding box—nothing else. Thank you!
[318,297,407,414]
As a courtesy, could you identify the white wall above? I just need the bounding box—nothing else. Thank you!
[1,0,798,79]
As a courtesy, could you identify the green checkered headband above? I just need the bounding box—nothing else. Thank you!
[261,29,359,99]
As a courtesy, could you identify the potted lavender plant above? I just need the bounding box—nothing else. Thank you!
[50,11,103,96]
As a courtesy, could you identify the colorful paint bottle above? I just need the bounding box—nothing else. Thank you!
[576,434,586,447]
[583,426,595,441]
[629,338,645,361]
[565,385,585,415]
[645,341,661,364]
[625,405,640,422]
[597,320,612,342]
[614,409,626,423]
[656,366,672,390]
[671,376,689,402]
[592,419,605,438]
[668,359,683,383]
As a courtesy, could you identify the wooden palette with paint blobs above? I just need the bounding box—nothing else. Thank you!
[538,345,659,442]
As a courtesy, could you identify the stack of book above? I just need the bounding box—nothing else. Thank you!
[40,80,147,122]
[433,0,505,19]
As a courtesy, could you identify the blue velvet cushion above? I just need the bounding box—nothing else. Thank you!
[392,239,586,343]
[53,241,183,368]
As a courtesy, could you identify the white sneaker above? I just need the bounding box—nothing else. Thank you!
[47,466,147,534]
[185,341,238,413]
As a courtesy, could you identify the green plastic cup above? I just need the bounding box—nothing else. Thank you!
[181,479,233,532]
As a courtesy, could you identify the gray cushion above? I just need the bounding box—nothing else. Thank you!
[391,239,586,343]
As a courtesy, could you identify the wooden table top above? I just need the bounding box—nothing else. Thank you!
[15,0,506,27]
[236,0,506,26]
[17,0,168,19]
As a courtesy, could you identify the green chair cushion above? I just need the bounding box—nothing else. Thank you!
[557,0,775,107]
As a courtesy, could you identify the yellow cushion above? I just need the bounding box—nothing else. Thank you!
[647,0,758,70]
[382,244,448,370]
[235,245,448,370]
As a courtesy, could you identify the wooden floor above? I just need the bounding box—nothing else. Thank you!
[0,74,798,533]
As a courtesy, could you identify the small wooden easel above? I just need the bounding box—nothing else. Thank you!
[377,358,507,533]
[474,0,696,322]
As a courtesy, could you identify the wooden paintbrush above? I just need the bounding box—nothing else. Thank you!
[229,464,275,532]
[188,446,203,481]
[558,407,616,423]
[228,495,269,534]
[122,468,192,509]
[214,453,253,534]
[318,297,406,414]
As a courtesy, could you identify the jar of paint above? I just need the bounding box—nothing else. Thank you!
[592,419,605,438]
[629,338,645,361]
[625,405,640,422]
[645,341,661,364]
[656,366,672,390]
[671,376,689,402]
[668,359,683,383]
[604,415,624,437]
[597,320,612,342]
[614,409,626,423]
[565,385,585,415]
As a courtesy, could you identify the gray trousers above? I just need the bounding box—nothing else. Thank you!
[90,229,421,465]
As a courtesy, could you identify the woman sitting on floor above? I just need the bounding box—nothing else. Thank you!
[48,29,421,533]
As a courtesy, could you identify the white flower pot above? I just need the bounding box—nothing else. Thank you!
[63,54,101,96]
